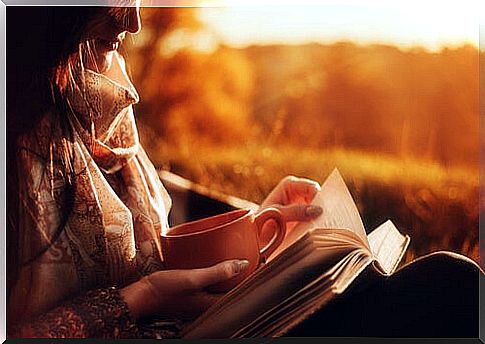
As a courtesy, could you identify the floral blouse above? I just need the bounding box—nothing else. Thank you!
[8,52,176,338]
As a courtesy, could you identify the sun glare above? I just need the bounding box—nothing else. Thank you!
[197,0,483,51]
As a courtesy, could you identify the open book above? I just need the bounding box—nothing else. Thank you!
[182,168,410,339]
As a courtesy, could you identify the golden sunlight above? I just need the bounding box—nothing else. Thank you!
[127,3,481,267]
[197,0,482,51]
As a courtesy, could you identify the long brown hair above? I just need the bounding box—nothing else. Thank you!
[6,7,101,298]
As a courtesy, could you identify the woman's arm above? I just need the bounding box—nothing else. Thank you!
[9,260,248,339]
[7,144,140,339]
[9,288,140,338]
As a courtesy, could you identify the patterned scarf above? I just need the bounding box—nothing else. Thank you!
[11,52,171,319]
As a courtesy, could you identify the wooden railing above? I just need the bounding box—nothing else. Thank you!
[158,170,259,226]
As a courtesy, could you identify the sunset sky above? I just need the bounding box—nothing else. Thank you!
[195,0,483,51]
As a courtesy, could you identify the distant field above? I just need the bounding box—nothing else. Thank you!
[149,142,479,267]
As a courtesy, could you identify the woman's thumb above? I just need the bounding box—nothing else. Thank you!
[190,260,250,289]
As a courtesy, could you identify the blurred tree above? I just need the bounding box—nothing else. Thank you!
[124,9,478,170]
[242,42,478,169]
[124,8,253,150]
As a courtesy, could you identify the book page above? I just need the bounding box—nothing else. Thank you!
[183,229,361,339]
[271,168,370,259]
[182,170,410,339]
[242,249,374,338]
[368,220,411,275]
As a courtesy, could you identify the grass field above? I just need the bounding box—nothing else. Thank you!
[148,141,479,267]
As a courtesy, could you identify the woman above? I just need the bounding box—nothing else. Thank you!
[6,4,481,339]
[6,3,324,338]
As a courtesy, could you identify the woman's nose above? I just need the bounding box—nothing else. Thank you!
[124,7,141,34]
[113,7,141,34]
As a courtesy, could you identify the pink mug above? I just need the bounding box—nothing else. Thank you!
[161,208,286,292]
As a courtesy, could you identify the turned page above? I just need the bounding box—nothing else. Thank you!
[270,168,370,261]
[368,220,410,275]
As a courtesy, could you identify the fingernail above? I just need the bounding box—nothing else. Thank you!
[233,260,250,274]
[305,205,323,217]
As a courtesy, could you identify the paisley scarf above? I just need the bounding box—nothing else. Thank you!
[10,52,171,320]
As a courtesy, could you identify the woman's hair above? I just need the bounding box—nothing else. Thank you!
[7,7,100,131]
[6,7,101,297]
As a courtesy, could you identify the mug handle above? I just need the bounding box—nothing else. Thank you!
[254,207,287,264]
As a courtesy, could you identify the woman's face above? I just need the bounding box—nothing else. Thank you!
[82,1,141,73]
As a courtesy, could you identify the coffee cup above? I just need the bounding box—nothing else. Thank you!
[160,207,286,292]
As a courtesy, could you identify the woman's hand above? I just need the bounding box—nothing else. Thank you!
[120,259,249,320]
[260,175,323,223]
